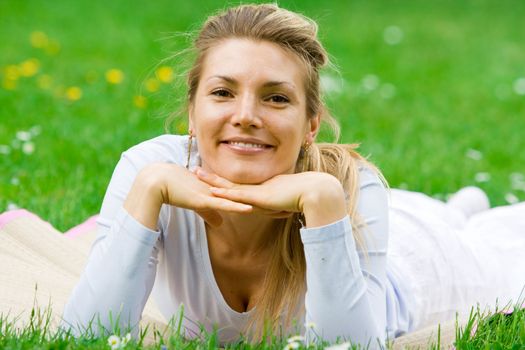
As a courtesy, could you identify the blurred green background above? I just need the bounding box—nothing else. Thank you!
[1,0,524,231]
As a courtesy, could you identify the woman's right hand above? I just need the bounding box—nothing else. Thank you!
[123,163,252,230]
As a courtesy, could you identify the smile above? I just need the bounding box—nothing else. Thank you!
[227,141,269,149]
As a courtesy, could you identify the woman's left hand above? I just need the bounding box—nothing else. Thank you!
[194,167,348,227]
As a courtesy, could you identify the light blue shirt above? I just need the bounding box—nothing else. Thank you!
[62,135,410,347]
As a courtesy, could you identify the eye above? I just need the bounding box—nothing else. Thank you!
[267,94,290,104]
[211,88,233,98]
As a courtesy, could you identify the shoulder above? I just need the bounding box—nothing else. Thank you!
[120,134,190,168]
[357,161,387,191]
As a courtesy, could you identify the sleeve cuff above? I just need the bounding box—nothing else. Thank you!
[300,215,351,244]
[115,206,161,246]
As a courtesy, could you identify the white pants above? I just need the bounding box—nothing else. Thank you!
[387,189,525,331]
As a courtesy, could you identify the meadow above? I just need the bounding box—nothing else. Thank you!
[1,0,525,348]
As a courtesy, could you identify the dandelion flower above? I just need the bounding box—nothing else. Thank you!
[106,69,125,84]
[19,58,40,77]
[45,39,61,55]
[11,177,20,186]
[324,341,351,350]
[145,78,160,92]
[65,86,82,101]
[4,65,20,80]
[37,74,53,90]
[30,31,49,48]
[108,335,121,349]
[133,95,147,109]
[156,66,174,83]
[2,79,17,90]
[22,142,35,155]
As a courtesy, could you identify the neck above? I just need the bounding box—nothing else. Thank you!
[206,211,280,257]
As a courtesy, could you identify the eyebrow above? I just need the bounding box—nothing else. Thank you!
[207,75,296,89]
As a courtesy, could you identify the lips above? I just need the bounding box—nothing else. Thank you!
[220,137,274,149]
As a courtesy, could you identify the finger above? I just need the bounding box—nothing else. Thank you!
[194,167,235,189]
[199,195,253,213]
[209,186,264,206]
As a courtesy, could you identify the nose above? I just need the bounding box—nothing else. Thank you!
[230,93,262,128]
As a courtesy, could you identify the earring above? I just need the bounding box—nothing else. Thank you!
[301,142,310,173]
[186,132,193,169]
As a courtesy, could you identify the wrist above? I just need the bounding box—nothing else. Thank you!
[301,174,347,228]
[123,164,165,231]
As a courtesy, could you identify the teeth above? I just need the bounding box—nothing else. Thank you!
[229,141,266,149]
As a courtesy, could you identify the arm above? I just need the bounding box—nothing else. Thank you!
[62,152,162,336]
[301,167,388,348]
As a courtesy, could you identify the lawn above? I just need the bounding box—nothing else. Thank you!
[1,0,525,348]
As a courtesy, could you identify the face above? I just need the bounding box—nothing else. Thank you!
[189,39,320,184]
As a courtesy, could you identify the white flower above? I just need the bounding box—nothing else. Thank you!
[324,341,351,350]
[383,26,403,45]
[0,145,10,155]
[287,335,305,343]
[121,333,131,347]
[379,83,396,99]
[107,335,121,349]
[22,142,35,155]
[474,172,491,183]
[7,202,19,211]
[513,77,525,95]
[505,193,519,204]
[362,74,379,91]
[10,177,20,186]
[284,341,301,350]
[465,148,483,161]
[304,321,316,330]
[16,130,32,142]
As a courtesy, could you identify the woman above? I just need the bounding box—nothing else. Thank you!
[62,4,525,348]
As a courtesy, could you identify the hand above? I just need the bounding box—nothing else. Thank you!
[124,163,252,230]
[195,167,348,227]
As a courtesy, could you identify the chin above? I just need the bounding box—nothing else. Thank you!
[223,169,271,185]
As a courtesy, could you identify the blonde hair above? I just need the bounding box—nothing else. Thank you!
[168,3,386,343]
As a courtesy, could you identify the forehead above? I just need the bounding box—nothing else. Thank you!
[200,38,306,90]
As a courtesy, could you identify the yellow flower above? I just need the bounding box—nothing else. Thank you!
[133,95,147,109]
[4,65,20,80]
[144,78,160,92]
[65,86,82,101]
[105,69,124,84]
[19,58,40,77]
[30,31,49,48]
[45,40,61,55]
[2,79,17,90]
[37,74,53,90]
[156,66,174,83]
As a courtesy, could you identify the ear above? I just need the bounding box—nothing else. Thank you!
[305,114,321,144]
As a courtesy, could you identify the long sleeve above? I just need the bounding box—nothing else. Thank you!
[300,167,389,348]
[62,151,162,336]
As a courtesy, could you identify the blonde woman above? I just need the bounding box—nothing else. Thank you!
[62,4,525,348]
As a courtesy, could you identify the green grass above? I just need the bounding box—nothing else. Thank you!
[1,0,525,348]
[1,301,524,350]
